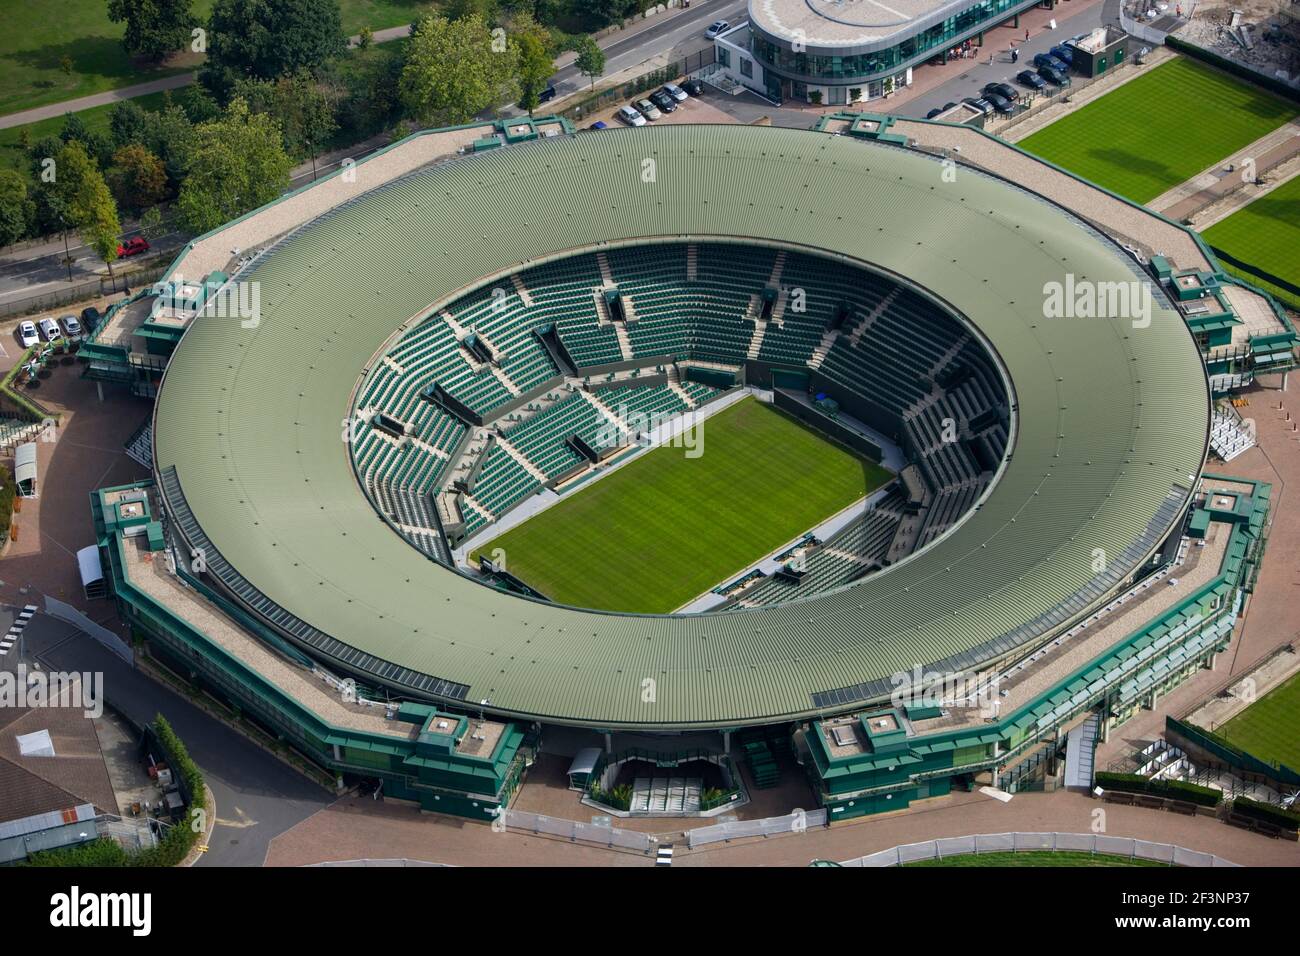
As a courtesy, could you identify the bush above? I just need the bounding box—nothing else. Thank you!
[1232,796,1300,831]
[24,837,130,867]
[0,465,14,541]
[1095,772,1223,807]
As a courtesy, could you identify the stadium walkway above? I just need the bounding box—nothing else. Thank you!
[1148,118,1300,219]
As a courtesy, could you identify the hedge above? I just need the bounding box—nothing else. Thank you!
[0,465,14,541]
[1231,796,1300,831]
[1095,772,1223,807]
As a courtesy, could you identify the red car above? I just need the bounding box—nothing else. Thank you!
[117,236,150,258]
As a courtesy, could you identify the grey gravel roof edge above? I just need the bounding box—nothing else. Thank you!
[151,124,1210,729]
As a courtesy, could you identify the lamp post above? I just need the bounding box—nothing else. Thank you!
[59,214,73,283]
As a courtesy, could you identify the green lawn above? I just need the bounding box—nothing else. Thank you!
[905,851,1168,867]
[1201,174,1300,309]
[1216,670,1300,771]
[473,397,893,613]
[0,0,436,119]
[1018,56,1298,204]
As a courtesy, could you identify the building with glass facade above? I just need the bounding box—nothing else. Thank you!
[713,0,1056,103]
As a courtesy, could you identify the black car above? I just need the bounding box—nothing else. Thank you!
[942,101,958,111]
[1050,44,1074,66]
[1033,52,1069,73]
[649,90,677,113]
[1037,64,1068,86]
[80,306,101,331]
[962,96,994,115]
[925,106,944,119]
[538,83,557,104]
[983,82,1019,102]
[682,78,704,96]
[984,92,1014,114]
[1017,69,1047,90]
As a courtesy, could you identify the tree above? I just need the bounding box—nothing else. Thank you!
[176,98,292,234]
[140,105,196,188]
[573,35,605,90]
[514,18,554,115]
[399,14,519,126]
[109,100,151,150]
[444,0,500,23]
[200,0,347,100]
[0,171,34,248]
[234,70,339,162]
[109,145,170,214]
[108,0,195,62]
[138,206,166,242]
[51,142,122,278]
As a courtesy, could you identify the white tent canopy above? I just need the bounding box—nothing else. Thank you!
[77,546,106,600]
[14,442,36,497]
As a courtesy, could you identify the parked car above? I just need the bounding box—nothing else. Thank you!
[59,314,83,341]
[925,107,945,119]
[1017,69,1047,90]
[117,236,150,258]
[663,83,689,103]
[984,92,1014,114]
[80,306,101,331]
[588,120,608,130]
[1033,52,1069,73]
[682,78,704,96]
[705,20,729,39]
[17,321,39,348]
[38,317,62,341]
[635,97,662,120]
[962,97,994,115]
[1037,64,1068,86]
[942,101,958,111]
[616,105,646,127]
[538,83,557,104]
[650,89,678,113]
[1050,44,1075,66]
[983,82,1019,102]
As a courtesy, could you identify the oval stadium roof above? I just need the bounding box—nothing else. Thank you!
[152,124,1210,729]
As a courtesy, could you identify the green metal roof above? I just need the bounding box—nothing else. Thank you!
[151,124,1209,729]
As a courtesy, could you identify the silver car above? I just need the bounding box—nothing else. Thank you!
[634,98,662,121]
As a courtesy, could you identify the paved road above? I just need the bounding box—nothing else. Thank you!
[25,613,331,867]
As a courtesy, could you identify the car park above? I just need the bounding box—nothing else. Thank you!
[117,236,150,257]
[635,98,662,120]
[650,90,677,113]
[983,82,1019,102]
[705,20,729,39]
[662,83,689,103]
[17,321,39,348]
[1017,69,1047,90]
[60,314,83,341]
[38,317,62,341]
[616,105,646,127]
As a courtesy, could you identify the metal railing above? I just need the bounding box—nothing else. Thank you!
[839,831,1239,866]
[686,808,827,848]
[499,807,658,853]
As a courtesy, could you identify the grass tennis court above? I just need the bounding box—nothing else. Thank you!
[1018,57,1298,204]
[1216,670,1300,771]
[473,396,892,613]
[904,851,1168,867]
[1201,175,1300,307]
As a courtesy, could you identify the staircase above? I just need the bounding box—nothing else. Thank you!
[580,388,627,436]
[1210,408,1255,462]
[489,364,522,397]
[768,250,787,287]
[613,320,634,361]
[848,288,900,347]
[746,320,768,359]
[596,252,614,287]
[496,435,547,482]
[124,421,153,469]
[809,330,838,370]
[511,273,534,307]
[1064,714,1100,791]
[0,418,48,453]
[686,244,698,281]
[666,366,696,408]
[630,777,702,814]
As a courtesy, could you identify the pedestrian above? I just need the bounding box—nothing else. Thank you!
[1025,28,1030,41]
[1012,48,1019,63]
